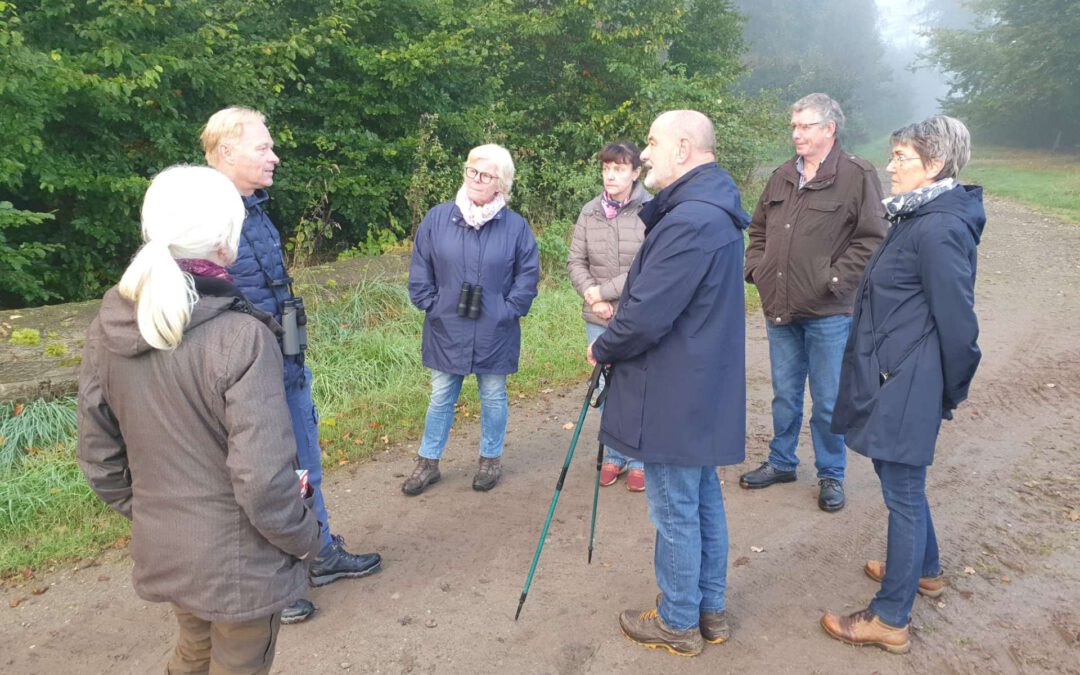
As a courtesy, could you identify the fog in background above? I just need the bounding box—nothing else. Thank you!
[734,0,975,142]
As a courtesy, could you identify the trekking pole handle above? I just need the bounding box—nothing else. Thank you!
[588,363,612,408]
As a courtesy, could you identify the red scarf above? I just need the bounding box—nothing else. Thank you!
[176,258,233,283]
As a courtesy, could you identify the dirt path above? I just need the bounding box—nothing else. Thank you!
[3,196,1079,674]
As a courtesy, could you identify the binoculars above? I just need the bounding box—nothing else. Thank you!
[456,282,483,319]
[282,297,308,356]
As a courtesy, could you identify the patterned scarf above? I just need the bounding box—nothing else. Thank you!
[177,258,233,283]
[882,177,957,220]
[455,185,507,229]
[600,190,632,219]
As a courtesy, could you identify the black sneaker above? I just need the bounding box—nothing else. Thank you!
[281,598,316,625]
[739,461,796,489]
[309,535,383,587]
[818,478,845,512]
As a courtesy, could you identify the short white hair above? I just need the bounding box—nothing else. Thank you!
[465,144,515,196]
[792,93,846,134]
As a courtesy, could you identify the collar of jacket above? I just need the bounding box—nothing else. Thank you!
[778,144,842,191]
[591,180,649,218]
[192,274,283,337]
[450,203,506,228]
[241,189,270,210]
[638,162,717,234]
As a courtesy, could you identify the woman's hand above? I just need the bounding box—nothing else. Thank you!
[583,285,602,305]
[591,301,614,320]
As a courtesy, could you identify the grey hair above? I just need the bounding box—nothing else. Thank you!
[791,93,845,134]
[889,115,971,181]
[465,144,515,197]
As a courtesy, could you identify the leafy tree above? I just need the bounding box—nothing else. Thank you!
[923,0,1080,149]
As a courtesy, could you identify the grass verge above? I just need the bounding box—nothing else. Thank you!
[962,147,1080,225]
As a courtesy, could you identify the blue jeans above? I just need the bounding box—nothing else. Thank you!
[869,459,941,628]
[765,315,850,480]
[286,366,332,551]
[585,322,643,472]
[418,370,508,460]
[645,463,728,631]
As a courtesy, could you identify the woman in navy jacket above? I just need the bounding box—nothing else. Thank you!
[821,116,985,654]
[404,144,539,495]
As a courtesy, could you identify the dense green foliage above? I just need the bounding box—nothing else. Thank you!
[924,0,1080,149]
[0,0,776,308]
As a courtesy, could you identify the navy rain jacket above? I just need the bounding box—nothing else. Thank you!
[592,163,751,467]
[832,185,985,466]
[228,190,305,390]
[408,202,540,375]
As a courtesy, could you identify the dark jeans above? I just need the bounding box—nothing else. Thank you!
[286,366,332,551]
[868,459,941,628]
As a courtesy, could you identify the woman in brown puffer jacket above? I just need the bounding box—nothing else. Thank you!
[78,166,320,674]
[567,141,649,492]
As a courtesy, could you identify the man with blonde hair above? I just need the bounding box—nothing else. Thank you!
[203,107,382,625]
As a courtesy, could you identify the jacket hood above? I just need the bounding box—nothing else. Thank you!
[915,184,986,245]
[639,163,750,233]
[96,277,262,358]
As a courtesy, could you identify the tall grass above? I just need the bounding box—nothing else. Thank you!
[0,397,78,470]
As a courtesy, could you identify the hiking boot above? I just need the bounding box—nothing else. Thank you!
[619,607,704,656]
[626,468,646,492]
[599,462,624,487]
[818,478,846,512]
[280,599,316,625]
[820,608,910,654]
[655,593,729,644]
[402,457,441,496]
[739,461,796,489]
[309,535,382,587]
[864,560,946,598]
[472,456,502,491]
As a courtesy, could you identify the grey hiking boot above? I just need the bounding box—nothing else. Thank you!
[472,456,502,491]
[619,607,704,656]
[402,457,440,496]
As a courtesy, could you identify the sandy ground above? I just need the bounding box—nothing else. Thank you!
[2,196,1078,674]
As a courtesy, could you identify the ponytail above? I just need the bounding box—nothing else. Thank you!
[117,239,197,350]
[118,165,245,351]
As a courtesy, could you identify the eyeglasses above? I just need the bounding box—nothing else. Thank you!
[887,154,922,165]
[790,121,827,133]
[464,166,497,184]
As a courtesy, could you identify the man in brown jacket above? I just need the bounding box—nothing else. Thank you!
[741,93,887,512]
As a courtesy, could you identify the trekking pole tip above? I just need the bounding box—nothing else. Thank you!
[514,592,527,621]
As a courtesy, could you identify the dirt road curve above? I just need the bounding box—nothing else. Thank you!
[3,195,1078,674]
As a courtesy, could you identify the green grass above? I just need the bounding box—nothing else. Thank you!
[1,273,757,574]
[0,397,78,470]
[962,146,1080,225]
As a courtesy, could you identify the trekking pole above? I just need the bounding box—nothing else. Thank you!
[514,363,605,621]
[587,365,612,564]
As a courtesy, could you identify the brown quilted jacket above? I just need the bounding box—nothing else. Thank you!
[566,181,648,326]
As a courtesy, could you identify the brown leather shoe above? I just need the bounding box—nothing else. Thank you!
[619,607,704,656]
[654,593,729,644]
[401,457,440,496]
[820,609,910,654]
[864,560,946,598]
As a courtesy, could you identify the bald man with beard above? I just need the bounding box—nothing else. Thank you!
[588,110,750,657]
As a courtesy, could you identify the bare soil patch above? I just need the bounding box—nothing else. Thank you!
[3,197,1078,674]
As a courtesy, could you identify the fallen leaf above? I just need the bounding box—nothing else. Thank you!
[13,404,24,416]
[1023,480,1039,488]
[562,422,575,430]
[750,546,765,553]
[10,597,24,608]
[1068,511,1079,522]
[517,393,526,399]
[541,388,554,394]
[97,575,110,582]
[959,591,973,600]
[425,618,437,628]
[963,566,976,575]
[31,586,47,596]
[733,556,750,567]
[1000,575,1010,583]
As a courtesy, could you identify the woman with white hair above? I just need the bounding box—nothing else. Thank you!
[821,116,985,654]
[405,144,540,495]
[78,166,320,673]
